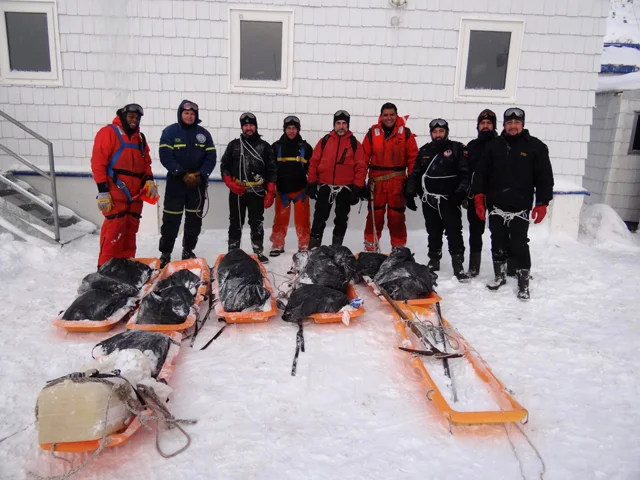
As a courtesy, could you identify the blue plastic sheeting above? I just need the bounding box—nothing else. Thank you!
[604,42,640,50]
[601,64,639,74]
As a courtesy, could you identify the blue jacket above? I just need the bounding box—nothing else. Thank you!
[159,100,216,180]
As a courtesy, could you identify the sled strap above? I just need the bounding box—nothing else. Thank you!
[107,124,142,203]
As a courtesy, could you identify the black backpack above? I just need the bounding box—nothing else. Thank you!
[320,133,358,156]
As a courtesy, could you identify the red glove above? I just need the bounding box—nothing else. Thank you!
[474,194,486,221]
[531,205,547,224]
[264,182,276,209]
[223,175,246,196]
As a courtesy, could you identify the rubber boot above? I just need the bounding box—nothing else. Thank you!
[427,250,441,273]
[467,252,481,278]
[507,257,516,277]
[487,261,507,291]
[253,245,269,264]
[160,252,171,268]
[182,248,196,260]
[331,235,344,247]
[451,254,469,282]
[308,236,322,250]
[516,269,530,300]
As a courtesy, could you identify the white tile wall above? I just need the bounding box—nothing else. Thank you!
[0,0,608,183]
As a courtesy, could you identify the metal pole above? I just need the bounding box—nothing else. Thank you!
[47,142,60,242]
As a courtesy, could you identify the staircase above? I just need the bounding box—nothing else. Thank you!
[0,110,96,245]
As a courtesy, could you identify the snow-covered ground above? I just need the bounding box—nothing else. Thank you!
[606,0,640,44]
[1,213,639,480]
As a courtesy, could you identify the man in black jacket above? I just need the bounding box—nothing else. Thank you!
[405,118,470,281]
[465,109,497,277]
[472,108,554,300]
[269,115,313,256]
[221,112,277,263]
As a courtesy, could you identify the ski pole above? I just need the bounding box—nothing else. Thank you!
[434,301,458,402]
[199,320,227,351]
[369,180,380,253]
[291,320,305,376]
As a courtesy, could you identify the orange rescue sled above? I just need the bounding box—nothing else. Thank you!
[368,280,528,425]
[308,283,365,324]
[39,331,182,453]
[126,257,210,332]
[52,257,161,333]
[212,254,278,323]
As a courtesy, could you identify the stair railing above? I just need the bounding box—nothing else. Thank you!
[0,110,60,241]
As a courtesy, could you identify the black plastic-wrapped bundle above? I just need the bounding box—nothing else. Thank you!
[282,284,350,323]
[136,285,194,325]
[155,269,201,295]
[62,289,131,321]
[302,246,348,292]
[355,252,388,280]
[217,249,270,312]
[373,247,435,301]
[77,272,140,297]
[93,330,176,375]
[333,246,358,285]
[97,258,153,289]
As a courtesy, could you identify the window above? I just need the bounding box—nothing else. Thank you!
[629,113,640,154]
[0,1,61,85]
[454,19,524,103]
[229,8,293,93]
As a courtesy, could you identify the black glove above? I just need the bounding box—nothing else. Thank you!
[350,185,361,205]
[452,190,467,207]
[306,182,318,200]
[405,195,418,212]
[461,198,469,210]
[360,187,371,201]
[404,180,416,199]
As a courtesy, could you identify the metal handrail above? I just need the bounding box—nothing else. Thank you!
[0,110,59,241]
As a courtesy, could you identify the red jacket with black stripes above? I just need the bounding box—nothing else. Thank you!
[307,130,367,187]
[362,115,419,179]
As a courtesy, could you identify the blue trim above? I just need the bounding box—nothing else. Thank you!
[10,169,223,182]
[604,42,640,50]
[601,64,639,74]
[553,191,590,196]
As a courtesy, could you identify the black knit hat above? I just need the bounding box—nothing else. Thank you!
[240,112,258,128]
[283,115,301,132]
[503,107,525,126]
[333,110,350,128]
[477,109,497,130]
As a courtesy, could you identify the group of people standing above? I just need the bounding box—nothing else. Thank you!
[90,101,553,300]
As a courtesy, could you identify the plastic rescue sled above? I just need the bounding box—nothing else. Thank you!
[126,257,210,332]
[212,253,278,323]
[52,257,161,333]
[39,331,182,453]
[308,283,365,324]
[366,279,528,425]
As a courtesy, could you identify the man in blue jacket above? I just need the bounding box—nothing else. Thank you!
[158,100,216,266]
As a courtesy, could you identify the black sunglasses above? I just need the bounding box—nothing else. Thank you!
[429,118,448,129]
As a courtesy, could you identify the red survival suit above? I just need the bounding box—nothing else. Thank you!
[91,116,153,266]
[362,115,418,250]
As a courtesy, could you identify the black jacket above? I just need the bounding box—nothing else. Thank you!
[272,134,313,194]
[220,133,277,190]
[467,131,498,175]
[407,139,469,198]
[472,130,554,211]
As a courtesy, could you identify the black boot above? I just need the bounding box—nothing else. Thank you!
[308,236,322,250]
[507,257,516,277]
[516,269,530,300]
[228,239,241,251]
[160,252,171,268]
[270,247,284,257]
[182,248,196,260]
[451,254,469,282]
[253,247,269,264]
[487,261,507,291]
[331,235,344,247]
[427,250,441,272]
[467,252,481,278]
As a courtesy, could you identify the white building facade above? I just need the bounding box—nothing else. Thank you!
[0,0,609,234]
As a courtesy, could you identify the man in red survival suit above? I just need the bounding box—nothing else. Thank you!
[90,104,159,266]
[361,102,418,252]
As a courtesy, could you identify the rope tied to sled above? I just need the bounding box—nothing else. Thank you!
[31,372,197,479]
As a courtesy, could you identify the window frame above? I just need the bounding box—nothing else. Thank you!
[628,111,640,155]
[0,0,62,85]
[228,8,294,94]
[454,18,525,103]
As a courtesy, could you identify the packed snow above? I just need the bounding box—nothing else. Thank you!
[606,0,640,44]
[0,213,639,479]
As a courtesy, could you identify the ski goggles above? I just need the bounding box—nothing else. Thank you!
[504,108,525,120]
[182,102,199,112]
[121,103,144,116]
[334,110,350,118]
[240,112,257,122]
[284,115,300,124]
[429,118,448,129]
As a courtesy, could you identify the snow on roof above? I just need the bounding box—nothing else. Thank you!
[601,44,640,67]
[606,0,640,44]
[598,70,640,92]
